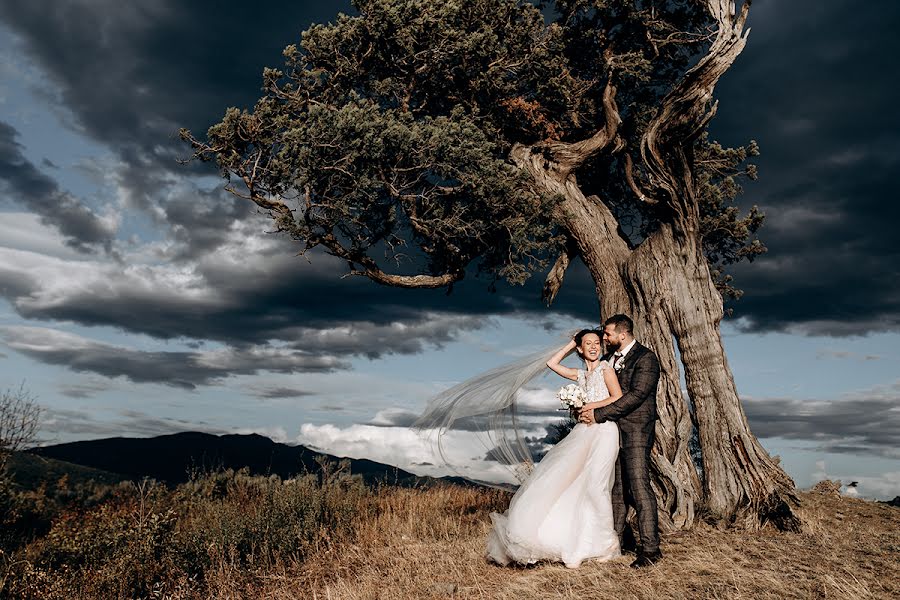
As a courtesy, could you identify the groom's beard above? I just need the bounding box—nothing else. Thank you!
[605,341,621,353]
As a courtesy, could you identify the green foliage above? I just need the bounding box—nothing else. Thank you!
[2,454,129,557]
[182,0,766,296]
[295,0,589,141]
[695,136,766,302]
[171,467,367,572]
[185,0,588,286]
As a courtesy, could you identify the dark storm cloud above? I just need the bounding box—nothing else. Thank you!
[0,206,593,385]
[253,387,316,400]
[0,222,591,352]
[0,0,604,348]
[4,0,892,342]
[744,382,900,458]
[0,0,598,331]
[1,326,348,389]
[0,121,114,251]
[711,0,900,334]
[42,407,226,439]
[160,186,251,262]
[0,0,352,161]
[58,381,117,399]
[369,408,420,428]
[0,0,356,240]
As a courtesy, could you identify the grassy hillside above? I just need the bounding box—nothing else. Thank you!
[2,467,897,599]
[5,451,127,491]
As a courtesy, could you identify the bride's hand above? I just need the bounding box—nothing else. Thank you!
[578,405,597,424]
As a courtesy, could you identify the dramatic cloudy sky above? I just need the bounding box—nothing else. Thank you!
[0,1,897,499]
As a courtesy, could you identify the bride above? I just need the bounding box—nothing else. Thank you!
[485,328,623,568]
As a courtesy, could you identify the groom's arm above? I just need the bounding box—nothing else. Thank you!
[592,351,660,422]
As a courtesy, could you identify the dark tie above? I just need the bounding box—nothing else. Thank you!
[613,351,623,368]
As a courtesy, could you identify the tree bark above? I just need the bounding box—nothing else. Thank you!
[512,136,800,531]
[616,0,802,530]
[511,144,702,532]
[637,224,801,530]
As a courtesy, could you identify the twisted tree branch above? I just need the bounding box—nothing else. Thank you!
[623,153,660,206]
[349,267,464,288]
[542,236,579,307]
[640,0,752,223]
[226,186,464,289]
[543,77,622,176]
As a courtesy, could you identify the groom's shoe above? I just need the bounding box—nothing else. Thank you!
[630,550,662,569]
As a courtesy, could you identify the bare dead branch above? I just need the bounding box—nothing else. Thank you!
[0,384,41,472]
[623,153,660,206]
[349,266,464,288]
[640,0,752,224]
[544,77,621,175]
[542,237,579,307]
[315,230,464,289]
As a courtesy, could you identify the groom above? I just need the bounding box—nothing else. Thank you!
[579,314,662,568]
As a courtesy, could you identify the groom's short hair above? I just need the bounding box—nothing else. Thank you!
[604,314,634,334]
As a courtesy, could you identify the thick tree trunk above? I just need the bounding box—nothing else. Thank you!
[562,194,704,533]
[616,0,802,531]
[511,145,702,531]
[633,224,801,531]
[513,139,800,531]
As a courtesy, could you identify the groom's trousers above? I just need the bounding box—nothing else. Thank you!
[612,435,660,554]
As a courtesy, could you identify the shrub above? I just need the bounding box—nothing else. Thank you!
[2,462,373,598]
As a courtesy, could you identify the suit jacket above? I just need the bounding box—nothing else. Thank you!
[593,342,660,448]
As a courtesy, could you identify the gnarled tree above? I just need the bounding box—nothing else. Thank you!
[182,0,800,530]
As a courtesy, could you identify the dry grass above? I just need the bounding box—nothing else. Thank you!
[4,473,898,599]
[224,487,899,600]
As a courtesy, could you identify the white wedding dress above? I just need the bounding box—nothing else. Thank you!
[486,363,621,568]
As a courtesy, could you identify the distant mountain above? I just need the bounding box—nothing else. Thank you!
[26,431,464,488]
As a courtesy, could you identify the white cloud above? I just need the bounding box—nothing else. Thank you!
[296,422,523,486]
[0,212,88,259]
[833,471,900,500]
[807,459,899,500]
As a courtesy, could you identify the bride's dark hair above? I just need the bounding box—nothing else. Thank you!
[573,328,603,346]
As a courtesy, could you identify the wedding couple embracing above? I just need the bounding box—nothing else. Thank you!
[485,314,661,569]
[415,313,661,569]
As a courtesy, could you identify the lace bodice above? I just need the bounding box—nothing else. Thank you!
[576,361,611,404]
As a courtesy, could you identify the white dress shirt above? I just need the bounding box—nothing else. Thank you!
[613,339,637,368]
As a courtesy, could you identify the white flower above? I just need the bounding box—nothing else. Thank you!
[556,383,586,409]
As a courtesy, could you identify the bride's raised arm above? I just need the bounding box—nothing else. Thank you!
[546,339,579,381]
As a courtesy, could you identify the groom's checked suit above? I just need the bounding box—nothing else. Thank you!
[593,342,661,554]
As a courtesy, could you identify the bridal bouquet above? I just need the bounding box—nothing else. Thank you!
[557,383,587,418]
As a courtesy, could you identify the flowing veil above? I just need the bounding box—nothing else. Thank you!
[412,341,567,490]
